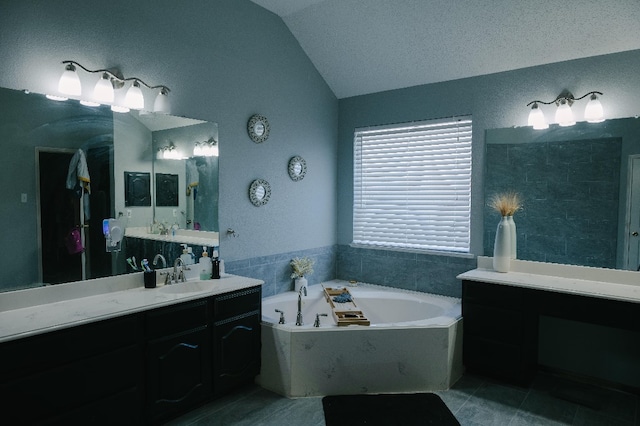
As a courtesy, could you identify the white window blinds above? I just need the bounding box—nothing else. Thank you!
[353,116,472,253]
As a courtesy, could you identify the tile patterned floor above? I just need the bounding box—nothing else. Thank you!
[166,373,639,426]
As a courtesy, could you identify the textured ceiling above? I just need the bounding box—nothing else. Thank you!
[251,0,640,99]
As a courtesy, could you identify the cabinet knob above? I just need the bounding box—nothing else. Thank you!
[633,231,639,237]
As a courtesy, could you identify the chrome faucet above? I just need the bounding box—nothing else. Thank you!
[152,254,167,269]
[314,313,328,327]
[173,258,187,283]
[275,309,286,324]
[295,285,307,326]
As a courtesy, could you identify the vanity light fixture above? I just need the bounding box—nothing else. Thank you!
[193,137,219,157]
[48,60,171,114]
[526,90,604,129]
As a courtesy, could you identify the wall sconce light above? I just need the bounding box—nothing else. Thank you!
[193,137,219,157]
[526,90,604,129]
[157,143,183,160]
[48,60,171,114]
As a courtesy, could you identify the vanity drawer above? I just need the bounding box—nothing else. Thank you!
[213,286,261,320]
[463,280,527,308]
[146,299,209,340]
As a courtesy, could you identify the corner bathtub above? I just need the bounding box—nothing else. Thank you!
[256,280,463,397]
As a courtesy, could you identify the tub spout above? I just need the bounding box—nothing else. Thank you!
[296,286,307,326]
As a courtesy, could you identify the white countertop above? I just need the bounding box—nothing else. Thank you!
[0,274,263,344]
[125,226,219,247]
[458,256,640,304]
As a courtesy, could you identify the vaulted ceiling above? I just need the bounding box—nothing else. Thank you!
[251,0,640,99]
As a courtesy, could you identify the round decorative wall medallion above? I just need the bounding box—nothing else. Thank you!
[247,114,270,143]
[249,178,271,206]
[288,156,307,181]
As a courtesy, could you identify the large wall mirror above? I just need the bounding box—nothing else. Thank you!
[484,117,640,270]
[0,86,218,293]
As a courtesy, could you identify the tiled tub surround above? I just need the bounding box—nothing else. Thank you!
[0,271,263,343]
[257,280,463,397]
[223,244,474,300]
[337,244,476,298]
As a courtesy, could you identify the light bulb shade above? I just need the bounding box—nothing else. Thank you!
[93,74,114,103]
[153,89,170,114]
[584,95,604,123]
[193,143,203,157]
[58,64,81,96]
[555,100,575,127]
[79,100,100,107]
[527,104,548,130]
[111,104,130,113]
[124,81,145,110]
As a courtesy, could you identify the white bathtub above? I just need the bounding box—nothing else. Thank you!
[256,280,463,397]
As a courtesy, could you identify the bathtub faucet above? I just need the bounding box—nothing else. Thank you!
[296,285,307,326]
[314,313,328,327]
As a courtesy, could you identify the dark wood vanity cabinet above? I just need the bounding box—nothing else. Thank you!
[0,314,145,425]
[0,284,262,425]
[462,280,538,385]
[212,286,262,396]
[145,299,212,424]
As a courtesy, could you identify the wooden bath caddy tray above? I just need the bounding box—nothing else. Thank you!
[323,287,370,326]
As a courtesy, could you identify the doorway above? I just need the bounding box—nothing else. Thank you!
[625,155,640,270]
[36,146,113,284]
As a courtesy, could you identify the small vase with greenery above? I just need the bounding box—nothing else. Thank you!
[290,256,314,292]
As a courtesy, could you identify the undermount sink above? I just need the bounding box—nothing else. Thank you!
[157,282,208,294]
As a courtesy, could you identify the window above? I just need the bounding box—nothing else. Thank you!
[353,116,472,253]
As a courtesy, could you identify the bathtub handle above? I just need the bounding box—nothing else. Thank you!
[314,313,328,327]
[275,309,286,324]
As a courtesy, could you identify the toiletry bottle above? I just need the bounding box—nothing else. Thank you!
[180,244,195,265]
[212,250,221,279]
[199,246,212,279]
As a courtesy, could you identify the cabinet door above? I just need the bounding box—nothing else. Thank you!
[213,313,261,396]
[462,280,537,385]
[147,326,212,422]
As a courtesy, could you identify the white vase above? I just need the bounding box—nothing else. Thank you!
[493,216,511,272]
[294,277,308,293]
[507,215,517,259]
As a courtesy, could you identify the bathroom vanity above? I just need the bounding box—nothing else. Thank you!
[0,274,262,424]
[459,257,640,391]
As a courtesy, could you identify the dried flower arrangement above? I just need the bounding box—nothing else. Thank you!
[290,256,315,279]
[489,191,522,216]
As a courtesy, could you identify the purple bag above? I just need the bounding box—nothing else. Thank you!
[64,227,84,254]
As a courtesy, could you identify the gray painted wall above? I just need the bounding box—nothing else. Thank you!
[0,0,338,272]
[338,49,640,256]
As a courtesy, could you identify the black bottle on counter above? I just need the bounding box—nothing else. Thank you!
[212,254,221,279]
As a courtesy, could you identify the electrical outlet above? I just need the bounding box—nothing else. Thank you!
[126,209,132,218]
[21,193,27,203]
[173,209,177,217]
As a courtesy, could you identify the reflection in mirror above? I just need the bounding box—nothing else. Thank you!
[0,86,218,293]
[484,118,640,270]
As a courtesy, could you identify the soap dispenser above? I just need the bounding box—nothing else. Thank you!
[180,244,195,265]
[211,249,221,279]
[199,246,212,279]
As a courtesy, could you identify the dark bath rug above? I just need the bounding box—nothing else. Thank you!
[322,392,460,426]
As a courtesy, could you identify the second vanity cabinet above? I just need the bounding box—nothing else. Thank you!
[462,277,640,390]
[0,283,262,425]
